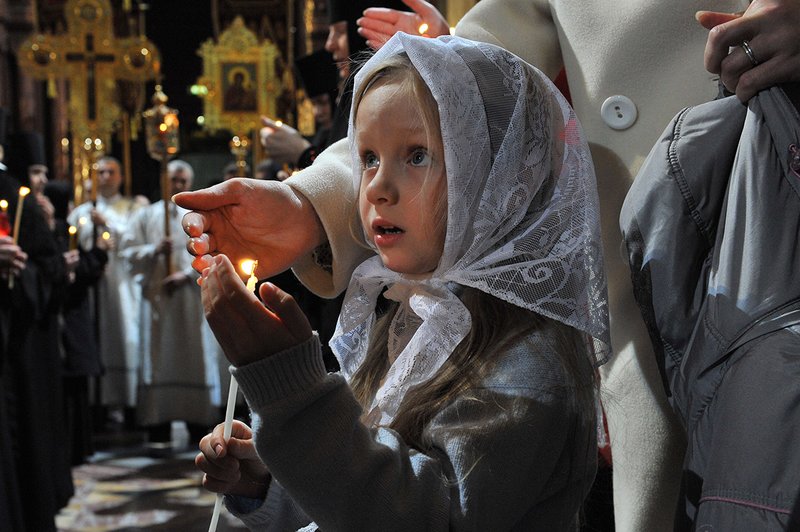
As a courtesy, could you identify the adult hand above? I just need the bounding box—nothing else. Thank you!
[63,249,79,283]
[35,194,55,231]
[162,270,189,295]
[201,254,312,366]
[174,178,324,278]
[195,420,271,499]
[155,237,172,256]
[699,0,800,101]
[0,236,27,275]
[89,208,108,228]
[260,117,311,167]
[357,0,450,50]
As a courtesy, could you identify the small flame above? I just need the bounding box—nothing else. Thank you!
[102,231,111,240]
[239,259,256,276]
[68,225,78,236]
[418,23,429,35]
[19,186,31,197]
[275,120,283,128]
[0,199,7,211]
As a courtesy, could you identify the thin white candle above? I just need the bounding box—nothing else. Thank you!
[207,376,238,532]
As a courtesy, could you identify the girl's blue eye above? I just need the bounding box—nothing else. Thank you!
[363,152,379,169]
[410,149,431,167]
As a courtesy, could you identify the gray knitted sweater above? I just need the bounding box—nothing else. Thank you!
[225,329,596,531]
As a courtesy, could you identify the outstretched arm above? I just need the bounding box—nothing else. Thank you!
[699,0,800,101]
[357,0,450,50]
[174,178,324,280]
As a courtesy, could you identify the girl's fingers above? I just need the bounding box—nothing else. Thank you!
[259,282,313,342]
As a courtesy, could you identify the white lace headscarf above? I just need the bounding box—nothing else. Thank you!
[331,33,610,425]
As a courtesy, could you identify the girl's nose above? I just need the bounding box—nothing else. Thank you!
[365,166,397,205]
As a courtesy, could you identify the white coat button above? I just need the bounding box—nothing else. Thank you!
[601,95,637,130]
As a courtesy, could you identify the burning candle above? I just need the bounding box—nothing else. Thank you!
[8,187,30,289]
[418,22,429,35]
[68,225,78,251]
[240,259,259,292]
[11,187,30,245]
[0,200,9,237]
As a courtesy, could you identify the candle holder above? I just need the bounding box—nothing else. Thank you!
[229,134,251,178]
[143,84,180,275]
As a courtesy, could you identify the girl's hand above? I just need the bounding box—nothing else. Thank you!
[195,420,271,499]
[201,254,312,366]
[699,0,800,101]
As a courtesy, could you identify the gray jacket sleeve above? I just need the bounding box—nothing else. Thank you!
[226,332,596,531]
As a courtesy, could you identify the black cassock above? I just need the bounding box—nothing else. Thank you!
[0,173,73,531]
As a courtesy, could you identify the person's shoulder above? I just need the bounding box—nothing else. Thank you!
[480,326,577,398]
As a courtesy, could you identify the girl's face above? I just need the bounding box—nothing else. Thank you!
[356,80,446,275]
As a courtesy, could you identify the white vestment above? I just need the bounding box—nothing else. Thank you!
[68,194,144,407]
[120,200,223,426]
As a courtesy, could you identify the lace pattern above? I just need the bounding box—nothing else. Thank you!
[331,34,610,425]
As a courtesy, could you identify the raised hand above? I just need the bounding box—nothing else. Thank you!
[698,0,800,101]
[260,117,311,166]
[195,420,271,499]
[174,178,324,279]
[357,0,450,50]
[201,254,312,366]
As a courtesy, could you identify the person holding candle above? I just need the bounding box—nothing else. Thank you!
[195,34,610,530]
[45,180,108,464]
[179,1,800,530]
[120,159,224,445]
[67,155,147,428]
[0,162,74,530]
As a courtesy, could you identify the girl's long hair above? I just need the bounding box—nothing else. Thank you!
[350,287,598,451]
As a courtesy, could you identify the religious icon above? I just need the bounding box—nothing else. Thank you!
[196,16,280,136]
[222,64,258,112]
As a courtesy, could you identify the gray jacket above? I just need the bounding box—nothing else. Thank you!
[620,85,800,527]
[620,85,800,424]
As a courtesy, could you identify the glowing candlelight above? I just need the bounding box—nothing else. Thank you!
[12,187,30,245]
[78,216,88,226]
[418,22,429,35]
[68,225,78,250]
[9,187,30,289]
[102,230,111,241]
[240,259,259,292]
[275,120,283,128]
[0,200,9,238]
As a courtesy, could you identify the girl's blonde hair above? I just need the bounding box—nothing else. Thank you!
[348,53,597,451]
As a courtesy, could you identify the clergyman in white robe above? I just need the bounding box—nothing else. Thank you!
[120,161,223,428]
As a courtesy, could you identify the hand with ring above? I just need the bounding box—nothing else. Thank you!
[698,0,800,102]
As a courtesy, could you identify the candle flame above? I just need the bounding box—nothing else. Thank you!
[275,120,283,128]
[0,199,7,211]
[68,225,78,236]
[19,187,31,197]
[102,231,111,240]
[78,216,88,225]
[418,23,429,35]
[239,259,256,276]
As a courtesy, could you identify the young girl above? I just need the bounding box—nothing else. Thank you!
[196,33,610,530]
